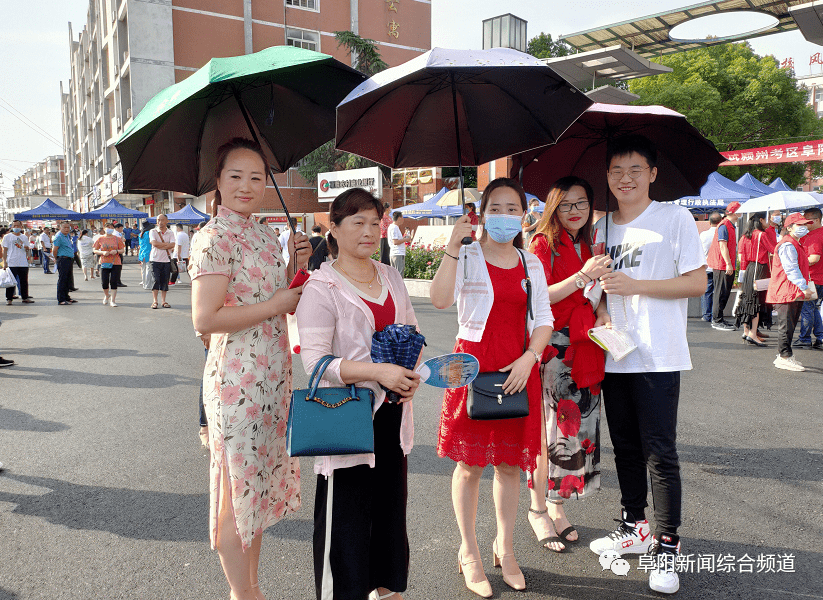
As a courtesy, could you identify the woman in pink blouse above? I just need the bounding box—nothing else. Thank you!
[297,188,422,600]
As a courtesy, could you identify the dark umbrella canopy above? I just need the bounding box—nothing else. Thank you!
[336,47,592,169]
[115,46,366,197]
[515,104,725,211]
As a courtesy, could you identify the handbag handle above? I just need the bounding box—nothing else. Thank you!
[307,355,357,399]
[517,249,532,353]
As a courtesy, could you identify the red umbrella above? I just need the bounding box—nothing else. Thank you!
[513,104,724,211]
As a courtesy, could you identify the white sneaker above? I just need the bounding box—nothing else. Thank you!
[102,296,109,305]
[774,355,805,371]
[648,534,681,594]
[110,301,118,307]
[590,510,652,555]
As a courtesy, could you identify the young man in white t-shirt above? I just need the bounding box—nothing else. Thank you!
[589,135,706,595]
[387,211,411,276]
[2,220,34,304]
[170,223,190,284]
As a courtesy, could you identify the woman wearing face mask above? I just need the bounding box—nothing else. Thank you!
[77,230,95,281]
[767,212,815,371]
[430,178,554,597]
[525,177,612,553]
[734,212,775,345]
[92,223,125,307]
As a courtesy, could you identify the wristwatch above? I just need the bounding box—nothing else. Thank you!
[574,272,587,289]
[526,348,541,363]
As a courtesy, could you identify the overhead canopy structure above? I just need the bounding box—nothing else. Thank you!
[585,85,640,105]
[15,198,83,220]
[790,1,823,45]
[398,188,464,220]
[736,172,775,195]
[147,204,210,225]
[83,198,148,220]
[674,171,760,212]
[769,177,794,191]
[543,45,672,88]
[559,0,804,59]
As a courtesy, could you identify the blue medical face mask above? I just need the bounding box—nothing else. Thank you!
[772,215,782,225]
[794,225,809,238]
[484,214,523,243]
[106,228,114,235]
[12,228,22,234]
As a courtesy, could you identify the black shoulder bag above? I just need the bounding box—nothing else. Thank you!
[466,249,533,420]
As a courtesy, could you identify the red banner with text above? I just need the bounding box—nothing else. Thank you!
[720,140,823,166]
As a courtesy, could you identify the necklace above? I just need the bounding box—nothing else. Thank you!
[337,261,377,289]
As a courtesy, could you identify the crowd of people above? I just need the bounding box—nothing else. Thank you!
[3,133,819,600]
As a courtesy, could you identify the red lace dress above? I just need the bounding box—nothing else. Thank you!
[437,261,542,472]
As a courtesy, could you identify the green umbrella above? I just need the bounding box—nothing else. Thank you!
[115,45,365,227]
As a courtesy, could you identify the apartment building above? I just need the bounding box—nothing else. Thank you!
[61,0,431,216]
[7,156,68,214]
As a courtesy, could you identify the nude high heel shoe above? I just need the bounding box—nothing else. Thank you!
[458,551,493,598]
[492,540,526,591]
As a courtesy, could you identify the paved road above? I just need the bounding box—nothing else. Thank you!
[1,262,821,600]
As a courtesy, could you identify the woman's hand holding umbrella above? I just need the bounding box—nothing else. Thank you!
[288,231,312,273]
[374,364,421,403]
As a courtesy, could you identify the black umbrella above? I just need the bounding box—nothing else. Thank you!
[336,47,592,244]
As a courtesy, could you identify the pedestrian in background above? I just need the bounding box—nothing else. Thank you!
[297,188,421,600]
[795,207,823,349]
[149,214,175,308]
[0,318,14,368]
[527,177,612,553]
[78,230,95,281]
[388,211,411,277]
[431,178,554,597]
[53,222,76,305]
[380,201,393,265]
[2,220,34,305]
[522,197,542,246]
[699,211,721,322]
[29,230,39,266]
[138,221,153,289]
[707,202,741,331]
[113,224,127,287]
[735,212,774,346]
[768,212,815,371]
[122,223,133,256]
[38,227,53,274]
[93,223,125,307]
[189,137,310,600]
[169,223,190,285]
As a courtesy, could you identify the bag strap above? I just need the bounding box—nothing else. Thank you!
[307,355,357,399]
[517,249,532,353]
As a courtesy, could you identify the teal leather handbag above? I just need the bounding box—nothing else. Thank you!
[286,355,375,457]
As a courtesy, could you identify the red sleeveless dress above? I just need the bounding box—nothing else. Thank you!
[436,261,542,472]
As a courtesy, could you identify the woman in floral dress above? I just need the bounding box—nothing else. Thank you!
[190,138,311,600]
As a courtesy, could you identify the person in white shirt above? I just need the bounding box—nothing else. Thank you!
[38,229,53,274]
[589,135,706,595]
[277,218,302,265]
[387,211,411,277]
[148,214,176,308]
[170,223,190,284]
[2,220,34,304]
[698,211,722,321]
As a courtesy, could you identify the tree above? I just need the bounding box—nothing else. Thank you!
[526,32,572,59]
[628,43,823,188]
[297,32,389,185]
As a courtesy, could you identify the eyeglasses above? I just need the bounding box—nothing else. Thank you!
[608,166,650,181]
[557,200,591,213]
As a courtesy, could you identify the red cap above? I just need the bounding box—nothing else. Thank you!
[784,212,813,227]
[726,201,742,214]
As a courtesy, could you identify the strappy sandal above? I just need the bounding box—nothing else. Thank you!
[151,302,158,309]
[548,498,579,542]
[162,302,171,308]
[528,507,565,552]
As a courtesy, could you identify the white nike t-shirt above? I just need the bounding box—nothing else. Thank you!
[593,201,705,373]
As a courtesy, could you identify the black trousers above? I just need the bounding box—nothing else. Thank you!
[5,266,29,301]
[73,251,82,269]
[151,261,171,291]
[313,402,409,600]
[776,301,803,358]
[379,238,391,265]
[101,265,122,290]
[602,372,682,537]
[56,257,73,302]
[712,269,734,323]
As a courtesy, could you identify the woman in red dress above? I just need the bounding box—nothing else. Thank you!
[430,178,554,597]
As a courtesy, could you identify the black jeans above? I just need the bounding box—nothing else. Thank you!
[602,371,682,537]
[379,238,391,265]
[712,269,734,322]
[5,266,29,301]
[56,257,73,302]
[151,261,171,291]
[100,265,122,290]
[776,301,803,358]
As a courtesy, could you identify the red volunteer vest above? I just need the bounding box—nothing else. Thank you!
[766,236,810,304]
[707,219,737,270]
[801,226,823,281]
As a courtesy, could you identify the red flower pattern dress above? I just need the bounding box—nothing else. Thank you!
[437,262,542,472]
[189,205,300,550]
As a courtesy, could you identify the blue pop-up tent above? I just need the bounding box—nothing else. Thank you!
[147,204,209,225]
[15,198,83,220]
[83,198,148,220]
[674,172,760,212]
[768,177,794,192]
[736,173,774,196]
[399,187,464,220]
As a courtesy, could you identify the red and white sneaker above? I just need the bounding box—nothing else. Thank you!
[589,510,653,555]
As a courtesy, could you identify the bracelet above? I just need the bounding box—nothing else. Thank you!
[578,271,592,282]
[526,348,541,363]
[444,252,458,261]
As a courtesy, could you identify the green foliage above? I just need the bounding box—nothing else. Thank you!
[404,242,445,280]
[628,43,823,188]
[441,167,478,188]
[298,32,388,185]
[527,32,573,59]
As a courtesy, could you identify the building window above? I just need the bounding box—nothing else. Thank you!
[286,27,319,51]
[285,0,318,11]
[816,88,823,105]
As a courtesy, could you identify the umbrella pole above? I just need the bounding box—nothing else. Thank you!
[233,91,296,235]
[450,74,471,247]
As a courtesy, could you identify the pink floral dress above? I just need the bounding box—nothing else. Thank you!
[189,205,300,550]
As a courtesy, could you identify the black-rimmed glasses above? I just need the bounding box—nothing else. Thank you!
[607,166,650,181]
[557,200,590,213]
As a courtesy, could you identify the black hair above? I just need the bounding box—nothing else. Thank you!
[744,212,766,239]
[804,207,822,221]
[606,134,658,169]
[478,177,528,249]
[708,211,723,226]
[392,211,402,221]
[312,225,322,233]
[327,188,384,258]
[213,138,270,216]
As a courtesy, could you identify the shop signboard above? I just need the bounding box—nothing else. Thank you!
[318,167,382,202]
